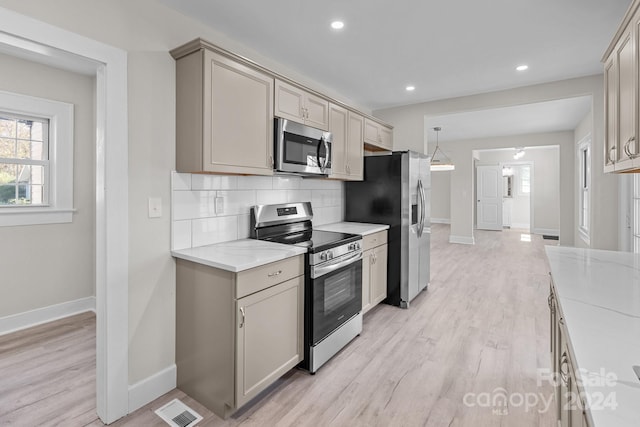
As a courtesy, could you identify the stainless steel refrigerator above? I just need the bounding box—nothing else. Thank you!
[345,151,430,308]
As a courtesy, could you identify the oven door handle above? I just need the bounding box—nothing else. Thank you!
[311,251,362,279]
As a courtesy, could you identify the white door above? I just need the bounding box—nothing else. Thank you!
[477,165,503,231]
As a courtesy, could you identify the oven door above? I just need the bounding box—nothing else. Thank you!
[275,118,332,175]
[311,256,362,345]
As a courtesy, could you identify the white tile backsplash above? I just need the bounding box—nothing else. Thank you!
[192,174,238,190]
[172,173,345,250]
[171,172,192,191]
[273,175,302,190]
[237,214,251,239]
[256,189,289,205]
[173,190,216,220]
[172,220,192,250]
[237,175,273,190]
[287,189,312,203]
[192,216,238,247]
[217,190,255,216]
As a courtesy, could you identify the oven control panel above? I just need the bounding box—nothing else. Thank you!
[311,239,363,266]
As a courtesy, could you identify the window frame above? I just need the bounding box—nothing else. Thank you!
[577,135,591,245]
[0,90,74,226]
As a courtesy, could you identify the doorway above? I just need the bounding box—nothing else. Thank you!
[476,162,533,232]
[1,7,129,424]
[501,163,532,231]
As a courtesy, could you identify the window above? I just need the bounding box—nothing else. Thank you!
[0,90,74,226]
[0,113,49,206]
[578,136,591,243]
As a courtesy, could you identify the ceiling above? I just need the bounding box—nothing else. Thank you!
[160,0,631,111]
[425,96,592,143]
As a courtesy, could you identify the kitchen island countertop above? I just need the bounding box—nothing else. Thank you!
[545,245,640,427]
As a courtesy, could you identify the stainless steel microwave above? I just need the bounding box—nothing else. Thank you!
[274,118,332,176]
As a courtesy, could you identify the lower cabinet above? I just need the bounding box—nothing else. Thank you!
[176,255,304,419]
[362,230,388,314]
[549,281,591,427]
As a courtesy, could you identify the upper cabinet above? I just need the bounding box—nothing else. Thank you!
[275,79,329,131]
[171,39,393,179]
[329,104,364,181]
[603,1,640,173]
[173,47,274,175]
[364,118,393,151]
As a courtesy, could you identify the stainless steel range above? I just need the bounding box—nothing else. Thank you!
[250,202,363,374]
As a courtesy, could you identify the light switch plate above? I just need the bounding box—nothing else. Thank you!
[148,197,162,218]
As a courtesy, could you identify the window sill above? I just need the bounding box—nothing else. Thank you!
[0,207,76,226]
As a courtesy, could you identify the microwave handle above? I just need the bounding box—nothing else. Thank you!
[317,136,330,173]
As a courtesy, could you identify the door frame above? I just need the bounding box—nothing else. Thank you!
[0,7,129,423]
[499,161,534,231]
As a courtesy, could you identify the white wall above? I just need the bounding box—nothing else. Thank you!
[171,174,344,250]
[375,76,619,250]
[0,0,367,388]
[478,146,560,234]
[0,52,95,318]
[430,172,451,223]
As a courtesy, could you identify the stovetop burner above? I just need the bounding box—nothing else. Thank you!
[267,229,360,253]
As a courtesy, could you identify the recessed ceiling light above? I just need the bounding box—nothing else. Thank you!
[516,65,529,71]
[406,85,415,91]
[331,21,344,30]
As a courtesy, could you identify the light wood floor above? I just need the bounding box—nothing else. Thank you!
[1,224,557,426]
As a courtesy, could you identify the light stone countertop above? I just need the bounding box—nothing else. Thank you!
[172,239,306,272]
[545,245,640,427]
[315,221,389,236]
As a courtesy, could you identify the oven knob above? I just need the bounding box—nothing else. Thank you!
[328,251,334,259]
[320,252,328,261]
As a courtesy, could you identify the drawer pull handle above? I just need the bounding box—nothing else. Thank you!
[268,270,283,277]
[239,307,245,328]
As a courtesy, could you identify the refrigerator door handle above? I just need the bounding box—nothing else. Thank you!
[417,179,424,238]
[420,179,427,235]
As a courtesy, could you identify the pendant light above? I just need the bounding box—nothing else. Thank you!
[430,126,455,171]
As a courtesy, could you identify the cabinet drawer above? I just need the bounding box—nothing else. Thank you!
[236,255,304,298]
[363,230,387,251]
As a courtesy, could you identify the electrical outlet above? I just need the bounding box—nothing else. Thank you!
[215,196,224,214]
[148,197,162,218]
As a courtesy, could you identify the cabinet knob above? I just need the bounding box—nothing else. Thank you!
[268,270,282,277]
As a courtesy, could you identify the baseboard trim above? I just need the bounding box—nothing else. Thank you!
[431,218,451,224]
[510,223,530,230]
[532,228,559,236]
[0,296,96,336]
[449,235,475,245]
[128,364,177,413]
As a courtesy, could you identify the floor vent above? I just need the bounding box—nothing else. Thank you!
[155,398,203,427]
[542,235,559,240]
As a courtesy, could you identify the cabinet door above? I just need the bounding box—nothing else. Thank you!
[203,50,274,175]
[379,125,393,151]
[305,92,329,131]
[361,249,372,314]
[370,244,388,306]
[604,56,617,172]
[275,79,305,123]
[328,103,348,179]
[235,276,303,408]
[347,111,364,180]
[363,118,380,145]
[616,30,635,170]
